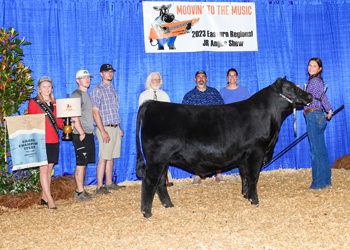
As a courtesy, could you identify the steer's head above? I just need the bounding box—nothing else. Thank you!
[153,4,175,23]
[271,77,313,107]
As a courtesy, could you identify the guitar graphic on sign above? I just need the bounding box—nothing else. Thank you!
[149,4,199,50]
[149,18,200,40]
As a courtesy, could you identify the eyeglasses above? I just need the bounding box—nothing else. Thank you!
[151,78,161,82]
[228,75,237,78]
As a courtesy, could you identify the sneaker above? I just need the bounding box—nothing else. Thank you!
[105,183,126,191]
[83,190,95,198]
[74,191,93,201]
[230,174,241,182]
[192,176,202,185]
[215,174,226,183]
[96,186,110,195]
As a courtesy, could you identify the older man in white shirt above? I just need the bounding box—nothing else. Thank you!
[139,72,170,106]
[138,72,173,187]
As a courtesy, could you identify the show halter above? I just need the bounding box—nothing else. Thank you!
[279,93,294,104]
[279,93,298,137]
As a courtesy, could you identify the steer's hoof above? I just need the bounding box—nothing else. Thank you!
[163,202,174,208]
[250,199,259,205]
[142,211,152,219]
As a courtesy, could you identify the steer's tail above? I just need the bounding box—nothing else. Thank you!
[136,102,148,178]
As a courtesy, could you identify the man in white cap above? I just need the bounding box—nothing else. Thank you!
[71,70,96,201]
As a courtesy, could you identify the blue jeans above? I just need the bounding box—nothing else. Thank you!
[305,111,331,189]
[158,37,176,47]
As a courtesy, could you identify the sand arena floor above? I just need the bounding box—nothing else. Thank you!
[1,168,350,249]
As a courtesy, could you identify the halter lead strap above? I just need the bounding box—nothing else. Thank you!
[279,93,294,104]
[279,93,297,137]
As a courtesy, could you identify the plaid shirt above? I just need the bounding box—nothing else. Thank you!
[91,81,121,125]
[304,76,332,112]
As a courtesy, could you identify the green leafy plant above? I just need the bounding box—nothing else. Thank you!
[0,27,40,195]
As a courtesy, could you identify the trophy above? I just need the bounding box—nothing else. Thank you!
[56,97,81,141]
[62,117,73,141]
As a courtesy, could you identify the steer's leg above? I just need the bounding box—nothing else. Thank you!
[246,160,262,205]
[243,154,264,205]
[239,165,249,199]
[156,165,174,208]
[141,165,161,218]
[247,172,260,205]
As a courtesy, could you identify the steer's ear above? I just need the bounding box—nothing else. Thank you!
[271,78,283,93]
[283,76,287,80]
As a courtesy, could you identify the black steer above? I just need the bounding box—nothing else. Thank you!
[136,77,312,218]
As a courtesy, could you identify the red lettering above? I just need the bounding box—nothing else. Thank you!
[177,5,182,14]
[231,5,252,15]
[248,6,252,15]
[177,5,204,15]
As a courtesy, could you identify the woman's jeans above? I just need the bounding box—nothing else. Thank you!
[305,111,332,189]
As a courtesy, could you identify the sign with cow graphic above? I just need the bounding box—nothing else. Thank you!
[143,2,258,53]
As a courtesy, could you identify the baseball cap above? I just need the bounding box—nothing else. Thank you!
[100,64,116,72]
[76,70,93,79]
[195,70,207,77]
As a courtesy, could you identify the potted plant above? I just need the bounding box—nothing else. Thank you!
[0,27,39,195]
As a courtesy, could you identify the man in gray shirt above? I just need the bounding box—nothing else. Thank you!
[71,70,96,201]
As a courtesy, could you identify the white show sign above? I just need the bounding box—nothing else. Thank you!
[143,2,258,53]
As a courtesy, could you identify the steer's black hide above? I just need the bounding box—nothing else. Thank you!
[136,77,312,218]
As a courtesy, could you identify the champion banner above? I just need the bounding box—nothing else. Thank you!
[6,114,47,171]
[143,2,257,53]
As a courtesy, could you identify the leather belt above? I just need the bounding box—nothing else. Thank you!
[304,108,321,114]
[105,124,119,128]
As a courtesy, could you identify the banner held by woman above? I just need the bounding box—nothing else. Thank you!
[6,114,47,170]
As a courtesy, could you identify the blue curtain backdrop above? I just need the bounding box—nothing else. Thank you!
[1,0,350,185]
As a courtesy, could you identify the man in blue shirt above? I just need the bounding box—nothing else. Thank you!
[182,71,225,106]
[182,70,225,184]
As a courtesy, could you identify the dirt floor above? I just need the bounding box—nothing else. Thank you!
[1,168,350,249]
